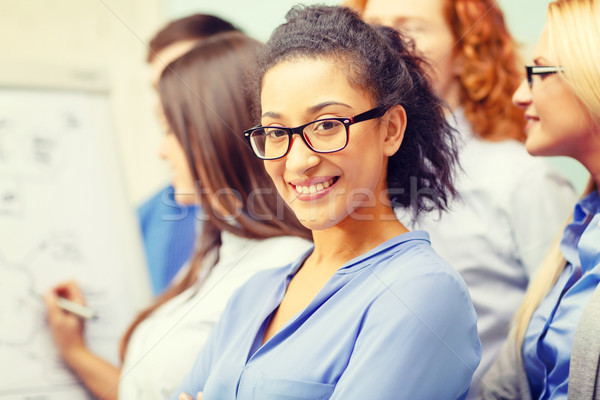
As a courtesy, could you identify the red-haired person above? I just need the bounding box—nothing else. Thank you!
[345,0,576,397]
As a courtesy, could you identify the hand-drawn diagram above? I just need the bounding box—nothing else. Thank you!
[0,88,149,399]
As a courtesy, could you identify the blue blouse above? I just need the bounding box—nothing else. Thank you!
[523,191,600,399]
[137,185,198,295]
[172,231,481,400]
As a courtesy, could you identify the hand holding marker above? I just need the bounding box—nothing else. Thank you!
[56,297,97,320]
[43,281,98,320]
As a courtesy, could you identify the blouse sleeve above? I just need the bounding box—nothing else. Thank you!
[330,269,481,400]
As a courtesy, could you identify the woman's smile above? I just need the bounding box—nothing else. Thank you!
[289,176,339,200]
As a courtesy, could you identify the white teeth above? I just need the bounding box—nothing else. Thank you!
[295,177,336,195]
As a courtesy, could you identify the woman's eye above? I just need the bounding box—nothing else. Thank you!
[314,120,337,131]
[265,128,287,138]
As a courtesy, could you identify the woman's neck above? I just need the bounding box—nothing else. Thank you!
[579,124,600,196]
[308,205,408,273]
[578,151,600,200]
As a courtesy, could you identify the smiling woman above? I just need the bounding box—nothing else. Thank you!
[259,58,399,232]
[514,30,595,159]
[481,0,600,398]
[173,5,481,400]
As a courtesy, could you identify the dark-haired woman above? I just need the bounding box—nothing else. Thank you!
[43,32,311,400]
[174,6,480,400]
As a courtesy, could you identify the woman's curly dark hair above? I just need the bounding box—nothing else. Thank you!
[251,5,459,220]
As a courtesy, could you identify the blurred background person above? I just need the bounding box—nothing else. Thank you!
[345,0,576,396]
[138,14,239,296]
[44,31,312,400]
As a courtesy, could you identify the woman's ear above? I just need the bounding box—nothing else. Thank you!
[382,105,407,156]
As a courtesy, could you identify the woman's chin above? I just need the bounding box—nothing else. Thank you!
[525,139,559,158]
[174,192,197,206]
[291,209,340,231]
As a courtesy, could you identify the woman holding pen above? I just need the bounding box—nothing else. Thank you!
[44,31,311,400]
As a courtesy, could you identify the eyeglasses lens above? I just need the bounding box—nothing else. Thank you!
[303,120,346,152]
[251,119,348,159]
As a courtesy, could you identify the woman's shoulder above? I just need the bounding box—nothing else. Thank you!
[465,135,567,178]
[459,137,574,202]
[362,231,471,297]
[356,233,478,337]
[221,232,312,270]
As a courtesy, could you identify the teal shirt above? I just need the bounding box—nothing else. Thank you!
[137,185,198,295]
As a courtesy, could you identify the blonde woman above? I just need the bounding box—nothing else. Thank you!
[480,0,600,398]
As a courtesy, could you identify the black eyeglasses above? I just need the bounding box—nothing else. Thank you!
[526,65,564,88]
[244,106,388,160]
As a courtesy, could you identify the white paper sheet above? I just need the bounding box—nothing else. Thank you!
[0,87,150,399]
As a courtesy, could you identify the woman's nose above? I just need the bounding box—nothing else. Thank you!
[512,79,532,110]
[284,135,320,173]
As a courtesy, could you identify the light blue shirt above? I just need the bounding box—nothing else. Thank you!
[137,185,198,295]
[523,191,600,399]
[172,231,481,399]
[397,110,576,399]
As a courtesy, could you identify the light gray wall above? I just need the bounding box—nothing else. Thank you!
[165,0,551,52]
[0,0,170,204]
[165,0,340,41]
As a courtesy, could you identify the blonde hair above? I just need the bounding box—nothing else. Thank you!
[513,179,596,346]
[547,0,600,128]
[512,0,600,347]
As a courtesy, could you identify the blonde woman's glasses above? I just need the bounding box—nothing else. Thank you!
[526,65,564,88]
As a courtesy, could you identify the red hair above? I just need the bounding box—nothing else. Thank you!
[345,0,526,142]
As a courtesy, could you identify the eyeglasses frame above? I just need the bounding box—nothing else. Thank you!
[526,65,565,88]
[244,106,389,160]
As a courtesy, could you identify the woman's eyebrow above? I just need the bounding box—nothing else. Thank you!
[533,57,551,66]
[307,101,352,114]
[261,102,352,120]
[261,111,281,119]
